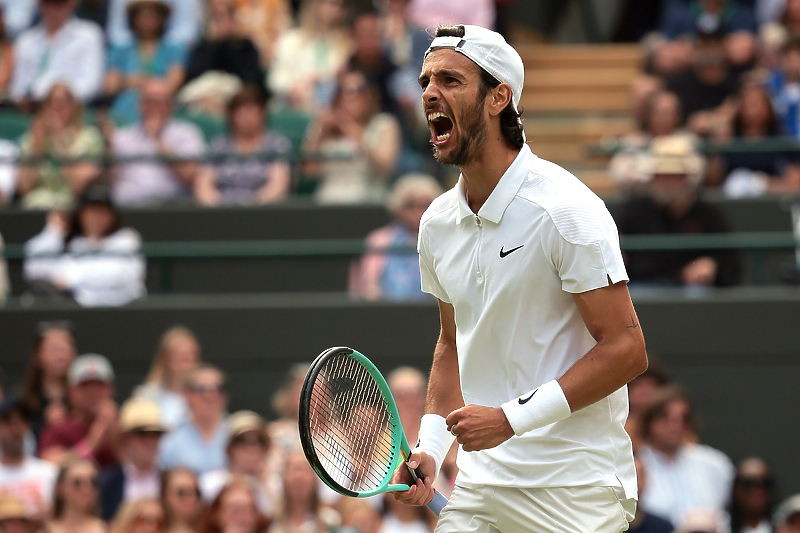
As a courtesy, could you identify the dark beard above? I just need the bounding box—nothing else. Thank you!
[432,96,488,167]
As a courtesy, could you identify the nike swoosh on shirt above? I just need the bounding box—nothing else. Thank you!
[500,245,524,258]
[518,389,537,405]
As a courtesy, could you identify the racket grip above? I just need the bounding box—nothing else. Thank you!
[426,490,448,516]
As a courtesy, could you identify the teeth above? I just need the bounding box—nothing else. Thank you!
[427,111,447,122]
[436,132,451,141]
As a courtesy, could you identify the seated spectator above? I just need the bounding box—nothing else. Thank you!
[268,0,351,114]
[0,140,17,206]
[625,361,669,451]
[201,478,270,533]
[112,78,207,206]
[729,457,775,533]
[0,494,39,533]
[104,0,187,124]
[336,498,382,533]
[628,455,674,533]
[774,494,800,533]
[711,82,800,196]
[161,468,204,533]
[199,411,271,513]
[666,30,741,137]
[380,493,431,533]
[376,0,421,69]
[46,457,105,533]
[134,326,202,431]
[107,0,203,48]
[0,398,58,520]
[38,353,119,469]
[767,37,800,137]
[16,84,104,210]
[638,385,735,526]
[673,509,730,533]
[304,69,401,204]
[0,0,35,40]
[387,367,426,448]
[159,364,229,475]
[99,398,167,521]
[269,451,337,533]
[20,321,77,439]
[110,498,165,533]
[762,0,800,41]
[24,183,147,307]
[617,135,741,287]
[407,0,495,32]
[349,174,441,299]
[10,0,105,108]
[0,8,12,100]
[229,0,291,66]
[195,86,291,206]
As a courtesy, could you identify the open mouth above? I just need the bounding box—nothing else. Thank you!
[427,111,454,145]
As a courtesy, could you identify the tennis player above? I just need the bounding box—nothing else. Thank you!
[390,25,648,532]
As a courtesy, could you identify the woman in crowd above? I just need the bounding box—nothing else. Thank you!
[20,321,77,437]
[268,451,337,533]
[135,326,202,429]
[110,499,165,533]
[162,469,205,533]
[104,0,186,123]
[228,0,291,66]
[729,458,776,533]
[0,6,13,99]
[46,458,106,533]
[16,84,104,210]
[23,182,146,307]
[202,478,269,533]
[195,86,291,206]
[304,69,401,204]
[348,173,441,300]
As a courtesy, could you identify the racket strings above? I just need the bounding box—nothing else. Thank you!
[308,354,395,492]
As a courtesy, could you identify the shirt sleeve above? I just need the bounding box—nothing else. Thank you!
[417,224,450,303]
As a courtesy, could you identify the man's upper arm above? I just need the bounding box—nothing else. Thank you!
[571,279,643,345]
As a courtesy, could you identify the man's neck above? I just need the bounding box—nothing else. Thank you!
[651,442,680,460]
[460,142,520,213]
[0,454,24,468]
[45,18,69,38]
[193,415,222,439]
[126,460,156,477]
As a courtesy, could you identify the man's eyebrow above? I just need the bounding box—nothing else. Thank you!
[418,69,465,84]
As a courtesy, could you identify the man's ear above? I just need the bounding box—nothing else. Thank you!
[488,84,513,117]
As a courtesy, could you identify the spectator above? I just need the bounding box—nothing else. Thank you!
[638,385,735,526]
[386,367,426,447]
[159,364,229,475]
[376,0,422,69]
[135,326,202,431]
[625,362,670,451]
[729,457,775,533]
[304,69,401,204]
[268,0,351,113]
[161,468,204,533]
[379,494,431,533]
[23,183,147,307]
[628,455,674,533]
[10,0,105,107]
[16,84,104,210]
[673,509,730,533]
[46,457,105,533]
[229,0,291,66]
[194,86,292,206]
[665,30,740,137]
[407,0,495,32]
[112,78,207,207]
[774,494,800,533]
[99,398,167,521]
[0,7,12,100]
[107,0,203,48]
[201,478,270,533]
[199,411,271,513]
[767,37,800,137]
[617,135,741,287]
[110,498,165,533]
[268,451,337,533]
[0,398,58,520]
[0,0,35,40]
[0,494,38,533]
[20,322,77,439]
[38,353,119,469]
[348,173,441,299]
[0,140,17,206]
[336,499,381,533]
[104,0,187,124]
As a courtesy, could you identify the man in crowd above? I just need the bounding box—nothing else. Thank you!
[0,398,57,520]
[39,354,118,469]
[638,385,735,526]
[99,398,167,521]
[10,0,104,107]
[0,494,38,533]
[159,364,228,474]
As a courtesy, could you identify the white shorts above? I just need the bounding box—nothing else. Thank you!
[434,484,636,533]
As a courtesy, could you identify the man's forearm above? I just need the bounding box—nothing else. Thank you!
[425,335,464,416]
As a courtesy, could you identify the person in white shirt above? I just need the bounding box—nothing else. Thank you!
[0,397,58,521]
[390,25,648,532]
[638,385,735,527]
[10,0,104,106]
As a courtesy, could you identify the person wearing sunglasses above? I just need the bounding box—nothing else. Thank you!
[729,457,776,533]
[161,468,203,533]
[46,457,104,533]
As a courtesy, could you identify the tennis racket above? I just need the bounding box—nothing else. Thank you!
[298,346,448,515]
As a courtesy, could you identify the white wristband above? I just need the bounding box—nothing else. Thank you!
[411,414,456,480]
[501,380,572,436]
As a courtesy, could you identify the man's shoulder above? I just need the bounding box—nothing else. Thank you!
[65,18,104,41]
[684,443,734,470]
[419,186,458,229]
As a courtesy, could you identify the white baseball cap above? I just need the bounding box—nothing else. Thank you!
[68,353,115,385]
[425,25,525,116]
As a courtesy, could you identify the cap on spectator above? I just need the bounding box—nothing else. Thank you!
[68,354,115,385]
[80,182,114,207]
[0,494,30,522]
[119,398,166,434]
[774,493,800,527]
[126,0,171,20]
[0,397,30,421]
[640,134,705,185]
[228,410,270,446]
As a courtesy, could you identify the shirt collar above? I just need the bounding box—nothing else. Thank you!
[455,144,536,225]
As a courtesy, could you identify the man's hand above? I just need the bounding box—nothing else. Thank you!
[446,405,514,452]
[390,450,436,507]
[682,256,718,286]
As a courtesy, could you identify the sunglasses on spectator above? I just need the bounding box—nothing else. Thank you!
[736,476,774,490]
[232,434,267,447]
[172,485,199,499]
[133,513,164,529]
[189,384,224,395]
[68,476,98,489]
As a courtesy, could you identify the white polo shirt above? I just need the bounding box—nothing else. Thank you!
[418,144,636,499]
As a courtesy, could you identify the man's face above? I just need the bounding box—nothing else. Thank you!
[419,49,489,167]
[123,430,162,470]
[648,399,690,454]
[140,82,173,124]
[69,380,113,415]
[39,0,76,27]
[228,430,267,473]
[186,370,226,420]
[0,410,29,459]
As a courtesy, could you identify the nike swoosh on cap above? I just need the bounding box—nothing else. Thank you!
[518,389,537,405]
[500,245,524,258]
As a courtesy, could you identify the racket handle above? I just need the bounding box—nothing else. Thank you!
[426,490,448,516]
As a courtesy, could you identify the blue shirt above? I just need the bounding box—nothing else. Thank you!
[661,1,756,39]
[158,418,228,475]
